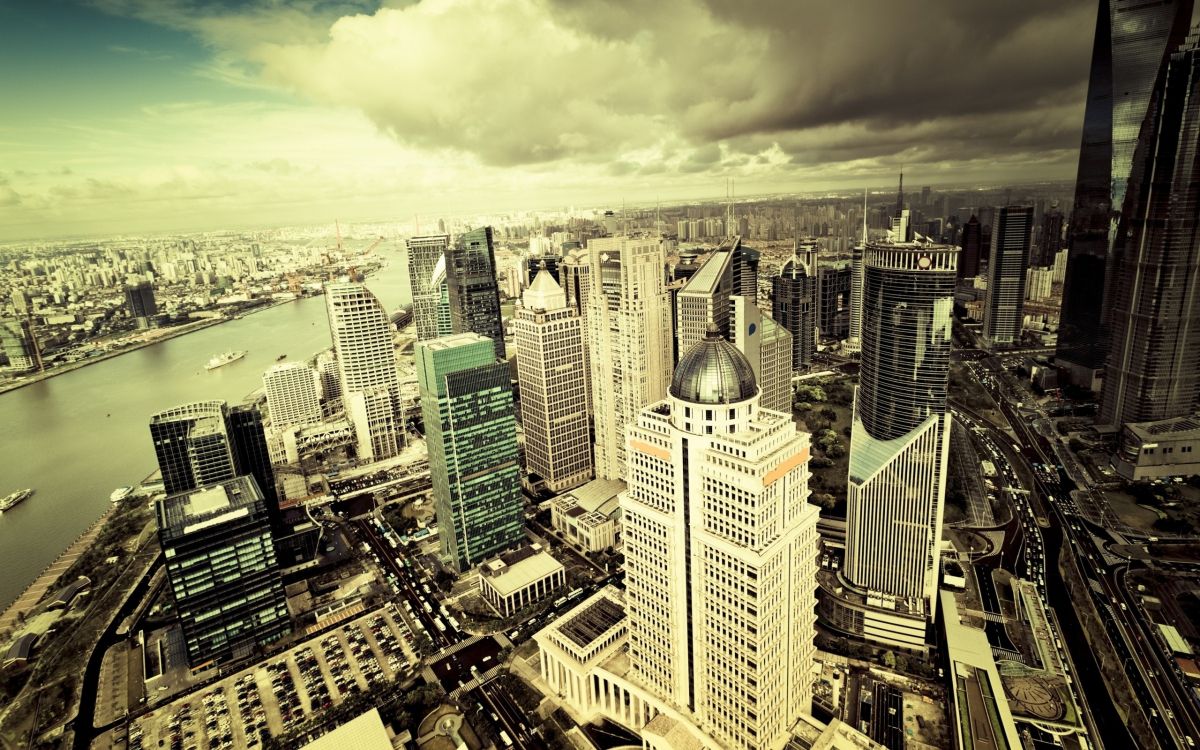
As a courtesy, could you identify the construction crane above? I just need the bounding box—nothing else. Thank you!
[361,236,385,256]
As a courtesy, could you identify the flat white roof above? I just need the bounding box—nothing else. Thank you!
[481,551,564,597]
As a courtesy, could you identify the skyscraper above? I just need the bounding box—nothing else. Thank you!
[586,235,672,481]
[325,282,402,460]
[816,262,852,341]
[958,215,982,279]
[621,329,819,749]
[124,280,158,329]
[263,362,322,428]
[415,333,523,572]
[149,401,279,512]
[406,234,450,341]
[559,246,592,412]
[772,240,818,371]
[156,475,289,667]
[512,267,592,492]
[1057,0,1193,387]
[844,240,957,634]
[1033,203,1065,268]
[446,226,506,360]
[1100,32,1200,429]
[675,245,734,357]
[982,206,1034,348]
[731,295,793,413]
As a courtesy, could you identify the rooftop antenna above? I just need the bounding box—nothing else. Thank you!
[862,187,868,245]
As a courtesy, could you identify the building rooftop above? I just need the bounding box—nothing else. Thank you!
[559,595,626,649]
[480,548,564,597]
[679,250,732,295]
[562,477,625,514]
[1126,414,1200,440]
[301,708,392,750]
[158,475,263,537]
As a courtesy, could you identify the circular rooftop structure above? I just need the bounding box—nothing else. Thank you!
[669,324,757,404]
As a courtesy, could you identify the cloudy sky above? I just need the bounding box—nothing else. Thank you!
[0,0,1103,241]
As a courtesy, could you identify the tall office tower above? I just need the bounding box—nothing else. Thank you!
[772,240,818,371]
[559,247,592,413]
[675,246,734,357]
[429,256,455,337]
[1033,203,1065,267]
[156,476,289,667]
[316,352,340,402]
[844,241,957,631]
[406,234,450,341]
[149,401,279,510]
[0,317,37,371]
[587,235,673,481]
[1057,0,1193,388]
[513,268,592,492]
[124,280,158,329]
[816,262,852,341]
[325,282,402,460]
[846,244,865,353]
[732,295,793,413]
[150,401,238,495]
[1100,33,1200,429]
[622,330,820,750]
[982,206,1034,348]
[731,238,759,299]
[263,363,322,428]
[957,215,983,279]
[415,333,523,572]
[447,227,506,359]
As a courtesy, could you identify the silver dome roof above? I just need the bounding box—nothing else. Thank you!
[669,324,758,404]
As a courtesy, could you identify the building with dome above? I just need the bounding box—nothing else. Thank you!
[772,239,818,371]
[535,329,822,750]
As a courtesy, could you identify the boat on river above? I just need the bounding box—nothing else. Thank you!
[0,488,33,513]
[205,350,247,370]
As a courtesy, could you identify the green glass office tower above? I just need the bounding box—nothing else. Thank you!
[447,227,506,360]
[416,333,522,572]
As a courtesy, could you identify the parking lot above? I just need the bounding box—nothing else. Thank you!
[120,606,418,750]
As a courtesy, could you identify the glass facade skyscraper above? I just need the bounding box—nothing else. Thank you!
[957,215,982,279]
[416,333,523,572]
[982,206,1034,348]
[447,227,506,360]
[406,234,450,342]
[156,475,289,667]
[1101,32,1200,429]
[1057,0,1192,385]
[772,240,818,371]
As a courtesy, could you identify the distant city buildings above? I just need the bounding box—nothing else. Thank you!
[840,240,957,645]
[1057,0,1192,389]
[446,227,506,360]
[325,283,402,460]
[982,206,1033,348]
[263,362,322,428]
[415,333,523,573]
[512,266,592,493]
[1100,32,1200,430]
[772,240,818,371]
[586,235,672,481]
[156,475,289,667]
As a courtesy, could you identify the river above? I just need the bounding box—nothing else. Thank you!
[0,260,412,609]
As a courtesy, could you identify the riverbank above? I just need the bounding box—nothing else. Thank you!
[0,297,308,397]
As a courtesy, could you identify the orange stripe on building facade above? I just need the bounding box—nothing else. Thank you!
[630,439,672,462]
[764,447,809,486]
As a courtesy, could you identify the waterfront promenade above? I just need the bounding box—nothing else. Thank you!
[0,505,115,634]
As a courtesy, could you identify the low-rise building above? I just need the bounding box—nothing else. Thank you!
[1114,415,1200,480]
[479,545,566,617]
[551,496,616,553]
[939,591,1021,750]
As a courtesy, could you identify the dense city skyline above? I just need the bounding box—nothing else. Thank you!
[0,0,1145,241]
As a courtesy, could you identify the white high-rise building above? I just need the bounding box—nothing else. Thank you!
[513,267,592,492]
[560,246,592,414]
[406,234,450,341]
[325,283,402,460]
[838,240,957,646]
[621,329,820,750]
[586,235,672,480]
[731,295,793,414]
[263,362,322,428]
